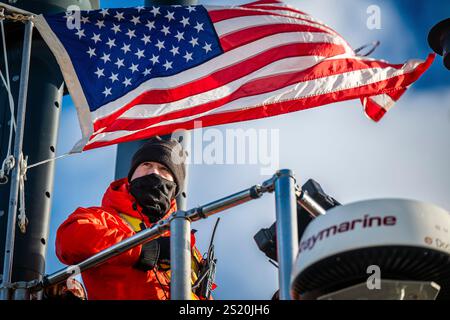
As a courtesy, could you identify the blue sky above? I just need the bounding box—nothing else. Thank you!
[45,0,450,299]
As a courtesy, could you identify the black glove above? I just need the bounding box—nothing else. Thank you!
[134,237,171,271]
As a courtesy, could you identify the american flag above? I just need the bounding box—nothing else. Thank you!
[34,0,434,152]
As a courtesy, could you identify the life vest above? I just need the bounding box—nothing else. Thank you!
[119,213,204,300]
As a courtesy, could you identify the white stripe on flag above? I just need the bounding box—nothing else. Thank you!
[209,6,353,54]
[136,62,424,126]
[208,5,338,34]
[91,31,345,122]
[213,13,334,37]
[365,93,396,111]
[118,55,336,119]
[87,58,424,145]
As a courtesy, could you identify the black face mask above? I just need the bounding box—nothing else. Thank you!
[129,173,177,222]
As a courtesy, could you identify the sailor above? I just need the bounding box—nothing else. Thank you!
[55,136,211,300]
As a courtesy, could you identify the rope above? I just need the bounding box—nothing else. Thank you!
[0,156,14,184]
[0,3,35,19]
[0,7,34,23]
[16,151,77,233]
[0,17,14,129]
[17,153,28,234]
[1,150,76,231]
[26,153,73,169]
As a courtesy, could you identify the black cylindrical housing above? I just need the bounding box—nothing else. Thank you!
[443,31,450,70]
[428,18,450,70]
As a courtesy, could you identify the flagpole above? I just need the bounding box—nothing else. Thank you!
[1,19,33,300]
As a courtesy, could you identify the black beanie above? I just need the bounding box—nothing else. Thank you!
[128,136,187,197]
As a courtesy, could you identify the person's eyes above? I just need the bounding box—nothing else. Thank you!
[157,165,170,174]
[160,167,169,173]
[142,162,155,169]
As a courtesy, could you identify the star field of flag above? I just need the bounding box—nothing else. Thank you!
[44,5,223,112]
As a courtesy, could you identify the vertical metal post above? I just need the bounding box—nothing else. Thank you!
[0,19,33,300]
[170,212,191,300]
[115,0,197,300]
[12,282,30,300]
[274,169,299,300]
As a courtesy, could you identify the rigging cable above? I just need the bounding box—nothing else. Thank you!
[26,153,73,169]
[0,12,17,185]
[0,6,41,235]
[354,40,381,57]
[0,11,29,233]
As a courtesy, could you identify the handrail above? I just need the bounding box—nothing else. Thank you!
[3,169,325,300]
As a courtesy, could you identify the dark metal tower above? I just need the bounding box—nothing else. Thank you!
[0,0,99,296]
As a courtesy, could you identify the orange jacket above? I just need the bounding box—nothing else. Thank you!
[56,178,202,300]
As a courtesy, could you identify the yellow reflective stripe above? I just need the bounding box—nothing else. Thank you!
[119,214,143,232]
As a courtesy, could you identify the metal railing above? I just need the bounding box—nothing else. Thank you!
[1,168,325,300]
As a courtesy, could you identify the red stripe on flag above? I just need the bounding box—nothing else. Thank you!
[210,8,326,27]
[386,88,407,101]
[84,61,432,151]
[93,42,347,131]
[363,98,387,122]
[241,4,308,16]
[97,57,416,133]
[361,87,407,122]
[219,24,334,52]
[242,0,283,6]
[98,56,432,134]
[208,8,310,24]
[210,8,275,23]
[240,4,354,49]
